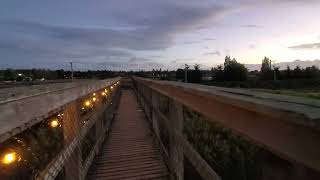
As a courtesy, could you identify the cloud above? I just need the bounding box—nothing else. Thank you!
[288,42,320,50]
[204,38,216,41]
[241,24,263,28]
[0,1,232,69]
[249,44,256,49]
[204,50,221,56]
[183,41,201,45]
[1,0,319,69]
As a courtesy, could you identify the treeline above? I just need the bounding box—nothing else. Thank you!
[0,69,121,81]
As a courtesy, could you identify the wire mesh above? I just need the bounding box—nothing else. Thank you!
[0,80,121,180]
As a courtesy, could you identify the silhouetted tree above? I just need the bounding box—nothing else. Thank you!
[260,57,273,80]
[212,65,224,81]
[293,66,303,79]
[176,69,185,81]
[3,69,16,81]
[305,66,320,79]
[223,57,248,81]
[284,66,292,79]
[189,64,202,83]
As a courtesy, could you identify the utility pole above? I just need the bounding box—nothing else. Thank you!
[70,62,74,81]
[184,64,189,83]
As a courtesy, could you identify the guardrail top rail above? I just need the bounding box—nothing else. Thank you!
[0,77,121,143]
[134,77,320,173]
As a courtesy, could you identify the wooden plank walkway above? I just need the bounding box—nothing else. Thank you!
[87,90,169,180]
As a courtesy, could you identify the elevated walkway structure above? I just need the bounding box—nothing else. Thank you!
[87,90,169,179]
[1,77,320,180]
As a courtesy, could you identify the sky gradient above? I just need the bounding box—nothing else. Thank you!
[0,0,319,70]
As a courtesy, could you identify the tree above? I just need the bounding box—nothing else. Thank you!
[260,57,273,80]
[212,65,224,81]
[3,69,16,81]
[293,66,303,79]
[305,66,320,79]
[176,69,185,81]
[223,57,248,81]
[189,64,202,83]
[284,66,292,79]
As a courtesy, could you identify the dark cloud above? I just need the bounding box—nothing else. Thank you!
[0,1,230,69]
[288,42,320,50]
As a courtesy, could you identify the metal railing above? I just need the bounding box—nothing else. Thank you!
[133,77,320,180]
[0,78,121,180]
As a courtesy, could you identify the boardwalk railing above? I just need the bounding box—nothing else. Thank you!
[0,78,121,180]
[133,77,320,180]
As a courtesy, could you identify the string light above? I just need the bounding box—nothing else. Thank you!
[93,93,96,96]
[92,97,97,102]
[101,92,106,96]
[111,86,114,89]
[50,118,60,128]
[84,100,91,107]
[1,151,20,165]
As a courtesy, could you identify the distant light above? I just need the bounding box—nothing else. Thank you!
[18,74,22,76]
[2,152,20,165]
[104,89,108,93]
[111,86,114,89]
[50,118,60,128]
[84,101,91,107]
[101,92,106,96]
[81,107,85,110]
[93,93,96,96]
[92,97,97,102]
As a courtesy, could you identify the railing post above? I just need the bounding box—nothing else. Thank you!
[169,100,184,180]
[151,91,160,139]
[63,101,83,180]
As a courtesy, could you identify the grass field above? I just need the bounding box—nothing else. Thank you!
[255,89,320,99]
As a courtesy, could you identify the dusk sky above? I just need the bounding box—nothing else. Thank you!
[0,0,319,70]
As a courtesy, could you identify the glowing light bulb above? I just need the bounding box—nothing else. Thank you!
[92,97,97,102]
[101,92,106,96]
[50,118,59,128]
[93,93,96,96]
[111,86,114,89]
[85,101,91,107]
[2,152,20,165]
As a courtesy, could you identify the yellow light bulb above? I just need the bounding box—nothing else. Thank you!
[2,152,18,165]
[85,101,91,107]
[93,93,96,96]
[50,118,59,128]
[101,92,106,96]
[111,86,114,89]
[92,97,97,102]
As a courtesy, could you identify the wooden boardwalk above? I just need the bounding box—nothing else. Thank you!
[87,90,169,180]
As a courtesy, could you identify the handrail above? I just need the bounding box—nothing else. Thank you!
[133,77,320,174]
[0,78,120,143]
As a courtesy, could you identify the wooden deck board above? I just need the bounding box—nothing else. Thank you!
[87,90,169,180]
